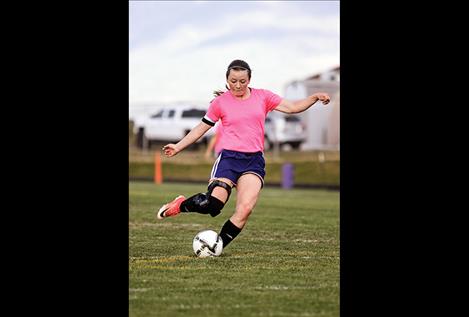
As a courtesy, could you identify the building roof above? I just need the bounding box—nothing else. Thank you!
[304,65,340,81]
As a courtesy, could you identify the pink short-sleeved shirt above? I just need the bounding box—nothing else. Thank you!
[212,122,224,155]
[204,88,282,153]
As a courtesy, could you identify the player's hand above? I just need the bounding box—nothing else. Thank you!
[162,144,180,157]
[314,93,331,105]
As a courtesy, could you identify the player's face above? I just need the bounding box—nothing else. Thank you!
[227,70,250,97]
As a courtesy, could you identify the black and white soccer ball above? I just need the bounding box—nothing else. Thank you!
[192,230,223,257]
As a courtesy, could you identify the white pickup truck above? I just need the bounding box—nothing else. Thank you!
[133,105,214,150]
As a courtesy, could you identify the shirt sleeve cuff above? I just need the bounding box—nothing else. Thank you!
[202,116,215,126]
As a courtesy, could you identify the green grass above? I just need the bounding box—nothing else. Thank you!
[129,182,340,317]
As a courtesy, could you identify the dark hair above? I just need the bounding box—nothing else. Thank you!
[225,59,251,79]
[213,90,224,97]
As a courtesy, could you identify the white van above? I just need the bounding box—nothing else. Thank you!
[134,105,214,149]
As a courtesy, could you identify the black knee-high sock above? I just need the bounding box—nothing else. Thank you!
[219,219,242,248]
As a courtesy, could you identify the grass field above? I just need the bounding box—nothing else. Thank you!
[129,182,340,317]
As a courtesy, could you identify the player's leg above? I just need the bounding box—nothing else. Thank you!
[219,173,262,248]
[157,150,237,220]
[179,177,233,217]
[156,177,233,219]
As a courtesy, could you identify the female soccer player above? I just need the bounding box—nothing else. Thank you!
[157,59,330,249]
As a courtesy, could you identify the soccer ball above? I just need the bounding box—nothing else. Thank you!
[192,229,223,257]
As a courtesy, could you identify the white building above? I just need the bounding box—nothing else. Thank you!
[284,66,340,150]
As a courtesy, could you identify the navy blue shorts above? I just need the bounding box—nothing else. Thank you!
[210,149,265,187]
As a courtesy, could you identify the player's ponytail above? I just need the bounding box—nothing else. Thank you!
[213,90,224,97]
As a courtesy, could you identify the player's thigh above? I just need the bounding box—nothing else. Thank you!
[235,173,262,213]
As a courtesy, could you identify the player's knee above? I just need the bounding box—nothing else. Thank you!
[208,179,232,201]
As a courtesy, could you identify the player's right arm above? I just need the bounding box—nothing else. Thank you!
[162,121,212,157]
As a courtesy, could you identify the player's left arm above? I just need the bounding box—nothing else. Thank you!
[274,92,330,114]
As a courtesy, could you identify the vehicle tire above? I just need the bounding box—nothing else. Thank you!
[144,137,151,150]
[136,128,144,149]
[289,141,301,150]
[141,129,150,150]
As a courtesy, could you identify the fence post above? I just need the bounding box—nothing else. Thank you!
[282,163,294,189]
[154,152,162,185]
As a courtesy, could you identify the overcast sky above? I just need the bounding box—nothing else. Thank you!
[129,1,340,112]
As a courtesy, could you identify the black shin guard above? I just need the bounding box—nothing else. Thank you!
[219,220,242,248]
[179,180,232,217]
[180,194,225,217]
